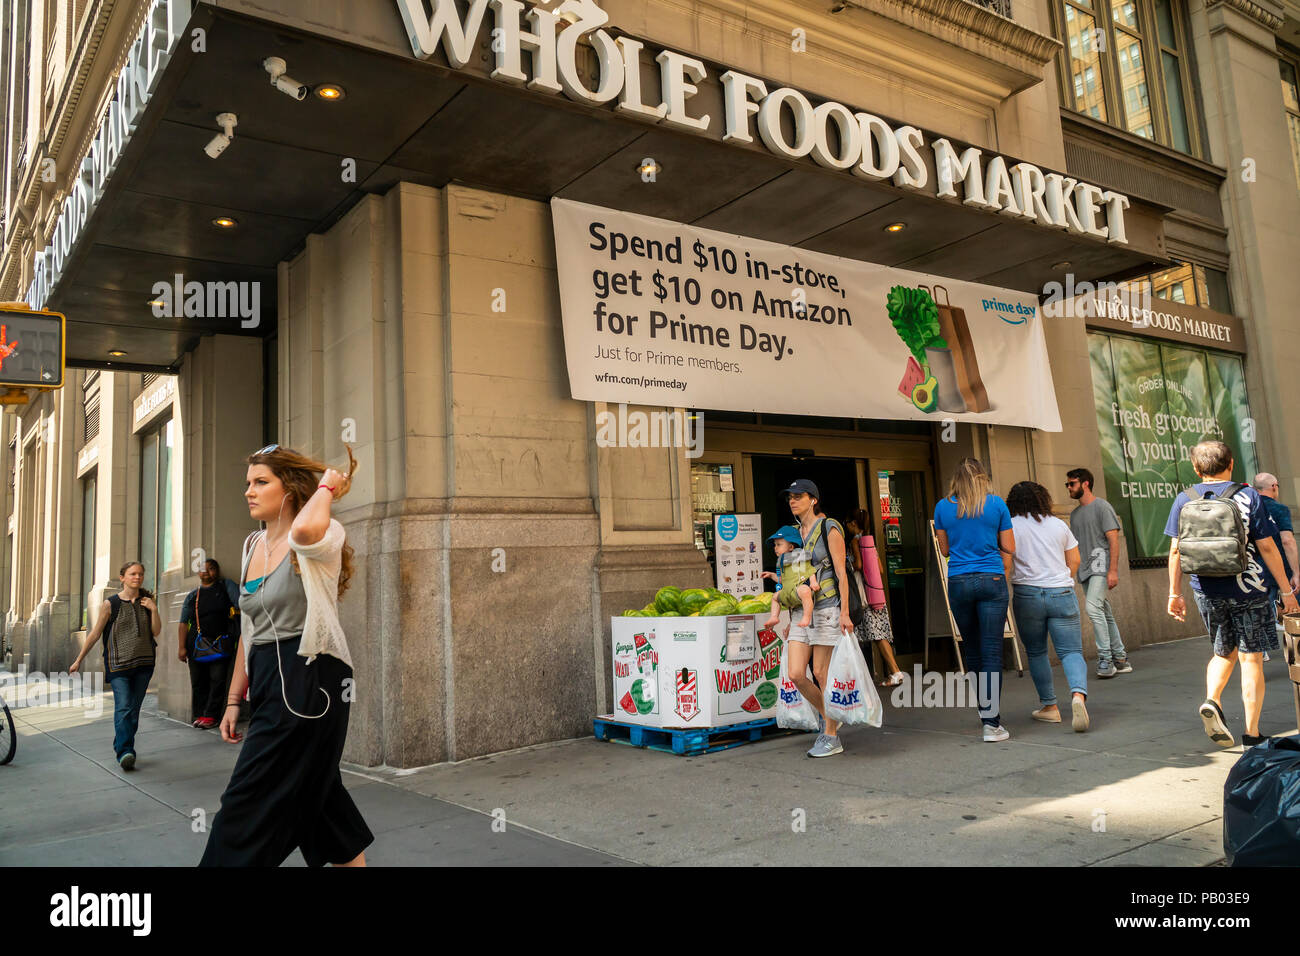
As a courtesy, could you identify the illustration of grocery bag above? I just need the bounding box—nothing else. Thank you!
[888,285,953,414]
[926,284,990,413]
[824,628,883,727]
[775,641,820,731]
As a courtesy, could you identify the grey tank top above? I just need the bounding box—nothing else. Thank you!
[240,552,307,644]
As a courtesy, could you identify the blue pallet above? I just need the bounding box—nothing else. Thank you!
[592,715,798,756]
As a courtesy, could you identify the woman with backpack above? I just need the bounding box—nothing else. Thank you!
[70,561,162,770]
[934,458,1015,742]
[781,479,853,758]
[1005,481,1089,732]
[199,444,373,867]
[177,558,241,728]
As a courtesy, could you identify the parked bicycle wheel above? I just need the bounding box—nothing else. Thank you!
[0,696,14,765]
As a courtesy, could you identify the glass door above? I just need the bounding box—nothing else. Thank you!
[872,468,933,662]
[691,462,736,574]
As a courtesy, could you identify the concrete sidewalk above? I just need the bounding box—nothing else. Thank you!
[1,635,1295,866]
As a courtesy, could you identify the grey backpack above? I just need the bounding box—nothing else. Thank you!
[1177,483,1249,576]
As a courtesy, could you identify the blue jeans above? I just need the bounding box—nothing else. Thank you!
[109,667,153,759]
[948,573,1008,727]
[1012,585,1087,707]
[1083,575,1126,662]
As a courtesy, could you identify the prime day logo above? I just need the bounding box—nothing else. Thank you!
[716,514,738,540]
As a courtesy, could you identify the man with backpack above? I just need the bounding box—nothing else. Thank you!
[1165,440,1298,748]
[178,558,241,728]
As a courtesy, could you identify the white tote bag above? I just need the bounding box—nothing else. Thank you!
[825,628,883,727]
[775,641,821,732]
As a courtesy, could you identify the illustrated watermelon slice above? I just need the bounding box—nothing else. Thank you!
[619,691,637,715]
[740,694,761,713]
[634,634,650,653]
[757,629,779,651]
[898,354,925,402]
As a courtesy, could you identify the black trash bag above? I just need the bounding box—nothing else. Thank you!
[1223,735,1300,866]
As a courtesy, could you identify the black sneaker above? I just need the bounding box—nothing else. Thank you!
[1242,733,1271,747]
[1198,699,1234,748]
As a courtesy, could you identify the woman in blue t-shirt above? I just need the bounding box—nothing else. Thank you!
[934,458,1015,742]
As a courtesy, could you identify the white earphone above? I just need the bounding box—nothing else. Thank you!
[257,494,329,720]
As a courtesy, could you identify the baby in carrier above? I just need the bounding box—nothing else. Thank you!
[761,525,822,629]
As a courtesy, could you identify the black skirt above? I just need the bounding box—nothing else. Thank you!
[199,635,373,867]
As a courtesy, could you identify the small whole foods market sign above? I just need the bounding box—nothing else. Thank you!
[555,199,1062,430]
[397,0,1130,244]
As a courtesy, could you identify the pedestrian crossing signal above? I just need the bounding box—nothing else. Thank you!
[0,304,64,390]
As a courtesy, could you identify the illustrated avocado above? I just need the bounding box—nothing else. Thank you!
[911,376,939,413]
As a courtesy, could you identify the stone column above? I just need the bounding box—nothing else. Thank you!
[1192,0,1300,497]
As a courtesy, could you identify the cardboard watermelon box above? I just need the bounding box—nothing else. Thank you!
[609,614,783,729]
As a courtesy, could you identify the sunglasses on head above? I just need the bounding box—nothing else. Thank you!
[253,443,280,456]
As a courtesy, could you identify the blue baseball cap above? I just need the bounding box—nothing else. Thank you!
[782,479,820,499]
[767,525,803,546]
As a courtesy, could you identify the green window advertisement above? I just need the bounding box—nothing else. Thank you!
[1088,332,1257,561]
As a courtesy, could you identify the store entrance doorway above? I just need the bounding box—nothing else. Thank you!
[751,455,859,556]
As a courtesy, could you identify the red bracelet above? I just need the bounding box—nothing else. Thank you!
[318,483,336,492]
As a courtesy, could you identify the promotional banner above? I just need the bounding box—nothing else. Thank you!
[1088,331,1257,560]
[714,513,763,596]
[553,199,1062,431]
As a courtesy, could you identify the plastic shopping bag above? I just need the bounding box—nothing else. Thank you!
[775,641,820,732]
[825,628,883,727]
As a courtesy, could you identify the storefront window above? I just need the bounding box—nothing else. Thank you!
[79,474,95,628]
[139,416,175,595]
[691,463,735,562]
[1150,262,1194,303]
[1057,0,1199,156]
[1089,332,1257,562]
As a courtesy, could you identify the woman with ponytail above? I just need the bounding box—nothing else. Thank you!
[199,444,373,867]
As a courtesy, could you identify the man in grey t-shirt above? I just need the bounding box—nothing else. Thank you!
[1067,467,1130,678]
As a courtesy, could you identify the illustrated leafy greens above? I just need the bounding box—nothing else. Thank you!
[886,285,946,367]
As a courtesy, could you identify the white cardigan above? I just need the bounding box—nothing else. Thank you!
[240,518,353,672]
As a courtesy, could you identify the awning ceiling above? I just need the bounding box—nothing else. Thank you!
[51,5,1170,369]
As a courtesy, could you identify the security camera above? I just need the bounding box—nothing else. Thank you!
[204,112,237,159]
[263,56,308,100]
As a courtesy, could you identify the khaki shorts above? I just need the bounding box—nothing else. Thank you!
[786,605,841,647]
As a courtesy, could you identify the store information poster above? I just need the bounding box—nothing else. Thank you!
[715,513,763,596]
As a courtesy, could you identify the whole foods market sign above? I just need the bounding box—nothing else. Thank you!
[397,0,1130,244]
[554,199,1063,431]
[25,0,191,310]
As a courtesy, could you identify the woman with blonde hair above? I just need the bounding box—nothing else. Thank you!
[199,443,373,867]
[933,458,1015,742]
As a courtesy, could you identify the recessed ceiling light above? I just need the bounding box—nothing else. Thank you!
[146,298,166,308]
[884,221,906,233]
[636,159,662,177]
[211,216,238,229]
[1052,260,1072,270]
[108,350,127,357]
[314,84,345,101]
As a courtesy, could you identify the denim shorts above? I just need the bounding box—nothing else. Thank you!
[787,605,841,647]
[1193,590,1279,656]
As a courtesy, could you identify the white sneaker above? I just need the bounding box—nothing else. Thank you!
[982,724,1010,742]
